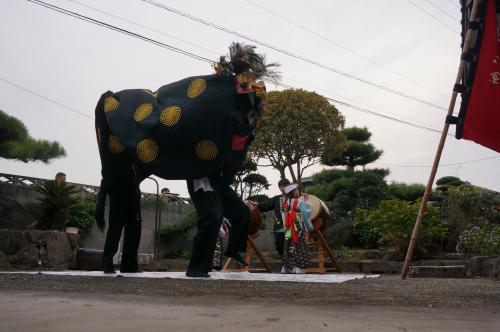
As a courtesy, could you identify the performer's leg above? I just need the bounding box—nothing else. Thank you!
[212,237,223,271]
[120,182,142,273]
[295,231,310,269]
[218,184,249,255]
[186,180,222,277]
[274,232,285,257]
[102,184,128,273]
[282,239,292,272]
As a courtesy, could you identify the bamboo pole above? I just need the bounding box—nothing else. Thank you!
[400,0,483,279]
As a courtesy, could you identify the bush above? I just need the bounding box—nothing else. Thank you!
[354,208,383,248]
[439,185,500,250]
[357,199,447,260]
[33,181,86,231]
[387,182,425,201]
[436,176,463,186]
[159,208,196,241]
[65,196,95,237]
[458,222,500,256]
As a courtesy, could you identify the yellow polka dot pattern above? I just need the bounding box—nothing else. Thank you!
[160,106,182,126]
[108,135,124,154]
[137,139,158,163]
[195,140,218,160]
[187,79,207,98]
[104,96,119,112]
[134,103,154,122]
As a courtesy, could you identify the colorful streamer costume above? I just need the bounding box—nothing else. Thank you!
[281,188,313,273]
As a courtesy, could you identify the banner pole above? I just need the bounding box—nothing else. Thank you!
[400,0,484,280]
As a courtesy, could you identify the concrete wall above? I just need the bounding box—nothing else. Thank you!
[0,181,191,255]
[0,179,278,258]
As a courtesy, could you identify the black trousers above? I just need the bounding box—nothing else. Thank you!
[274,231,285,257]
[102,179,142,272]
[186,178,249,274]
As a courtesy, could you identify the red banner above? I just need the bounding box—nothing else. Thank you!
[461,0,500,152]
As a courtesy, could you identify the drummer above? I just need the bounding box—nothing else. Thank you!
[281,183,313,274]
[247,178,291,258]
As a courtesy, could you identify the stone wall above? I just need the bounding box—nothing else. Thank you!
[0,230,79,270]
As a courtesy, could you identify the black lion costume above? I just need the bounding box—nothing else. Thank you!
[94,43,278,275]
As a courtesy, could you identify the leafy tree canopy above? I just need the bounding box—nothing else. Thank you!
[321,126,382,170]
[0,110,65,163]
[252,89,345,188]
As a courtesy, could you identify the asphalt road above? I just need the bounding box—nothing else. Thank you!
[1,273,499,331]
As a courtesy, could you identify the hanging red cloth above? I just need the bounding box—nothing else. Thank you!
[284,198,300,243]
[460,0,500,152]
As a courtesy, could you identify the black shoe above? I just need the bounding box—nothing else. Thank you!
[186,270,210,278]
[225,252,248,266]
[103,258,115,274]
[212,265,222,271]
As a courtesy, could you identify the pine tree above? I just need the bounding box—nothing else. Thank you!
[0,110,65,163]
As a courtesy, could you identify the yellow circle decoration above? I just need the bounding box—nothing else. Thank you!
[187,79,207,98]
[134,103,154,122]
[104,96,119,112]
[108,135,124,154]
[195,140,218,160]
[137,139,158,163]
[160,106,182,126]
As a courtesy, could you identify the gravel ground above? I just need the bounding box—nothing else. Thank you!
[1,273,499,331]
[0,273,499,309]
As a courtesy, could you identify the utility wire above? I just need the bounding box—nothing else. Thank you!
[422,0,460,22]
[0,76,94,119]
[244,0,449,98]
[25,0,448,136]
[27,0,214,65]
[140,0,448,112]
[63,0,220,56]
[65,0,436,129]
[272,80,449,136]
[12,0,494,168]
[407,0,461,34]
[375,155,500,168]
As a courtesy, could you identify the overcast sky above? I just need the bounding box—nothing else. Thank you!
[1,0,499,197]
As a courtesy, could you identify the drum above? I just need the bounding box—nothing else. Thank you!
[248,207,263,235]
[300,194,330,230]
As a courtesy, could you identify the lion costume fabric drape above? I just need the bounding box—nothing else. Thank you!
[98,74,253,181]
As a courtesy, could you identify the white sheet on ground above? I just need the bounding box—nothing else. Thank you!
[1,271,378,283]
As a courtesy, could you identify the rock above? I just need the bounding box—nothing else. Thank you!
[76,248,103,271]
[409,265,467,278]
[0,229,79,270]
[0,197,39,230]
[469,256,500,279]
[8,246,40,269]
[45,231,77,267]
[0,230,27,255]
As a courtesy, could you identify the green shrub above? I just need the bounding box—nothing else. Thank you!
[436,176,463,186]
[439,185,500,249]
[354,208,383,248]
[458,222,500,256]
[159,208,196,241]
[33,181,86,231]
[387,182,425,201]
[65,196,95,237]
[359,199,447,260]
